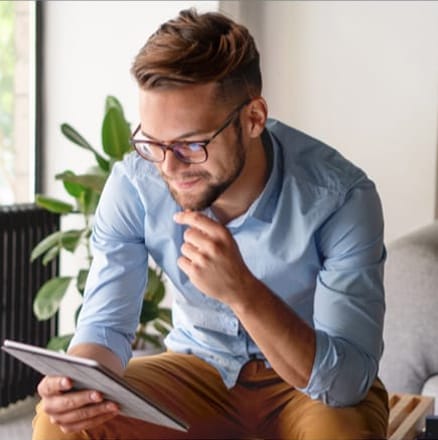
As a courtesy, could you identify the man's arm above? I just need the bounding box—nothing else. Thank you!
[232,277,316,388]
[36,159,149,433]
[174,210,316,388]
[68,342,124,375]
[174,181,385,405]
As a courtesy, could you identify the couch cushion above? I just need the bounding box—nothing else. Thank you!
[379,222,438,396]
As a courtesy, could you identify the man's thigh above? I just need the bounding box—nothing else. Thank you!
[264,378,389,440]
[33,352,245,440]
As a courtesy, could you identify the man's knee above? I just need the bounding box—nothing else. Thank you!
[275,381,388,440]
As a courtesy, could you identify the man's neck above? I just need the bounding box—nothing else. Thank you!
[212,136,269,225]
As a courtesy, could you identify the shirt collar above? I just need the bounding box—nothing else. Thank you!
[209,123,283,228]
[250,127,283,223]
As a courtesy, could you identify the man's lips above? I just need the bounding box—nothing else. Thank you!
[170,177,202,191]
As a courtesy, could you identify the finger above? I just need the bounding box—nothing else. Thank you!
[183,227,214,250]
[180,241,198,261]
[38,376,72,397]
[50,400,118,426]
[58,410,119,434]
[174,211,224,237]
[177,255,197,276]
[43,390,103,415]
[180,241,216,269]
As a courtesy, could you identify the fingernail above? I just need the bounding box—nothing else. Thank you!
[90,391,101,402]
[106,402,118,411]
[60,378,70,390]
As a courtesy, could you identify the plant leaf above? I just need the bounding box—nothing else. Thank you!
[61,123,94,149]
[145,268,165,303]
[60,229,83,252]
[47,334,73,352]
[105,96,124,114]
[102,107,131,160]
[60,170,86,198]
[42,246,60,266]
[56,172,107,194]
[35,194,74,214]
[78,187,100,215]
[74,304,82,324]
[31,231,62,262]
[158,307,172,325]
[61,123,110,172]
[33,277,72,320]
[154,321,171,337]
[139,299,159,323]
[77,269,89,295]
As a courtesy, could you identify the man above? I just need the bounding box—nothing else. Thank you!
[33,9,388,440]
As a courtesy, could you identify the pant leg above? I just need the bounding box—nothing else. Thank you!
[260,377,389,440]
[33,352,246,440]
[33,402,90,440]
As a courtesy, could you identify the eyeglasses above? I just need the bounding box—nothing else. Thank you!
[130,99,251,164]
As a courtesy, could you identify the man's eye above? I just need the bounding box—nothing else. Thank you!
[174,142,203,152]
[186,142,204,151]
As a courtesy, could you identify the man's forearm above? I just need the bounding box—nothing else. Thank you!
[231,277,316,389]
[68,343,124,376]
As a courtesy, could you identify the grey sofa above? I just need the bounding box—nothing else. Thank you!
[379,221,438,413]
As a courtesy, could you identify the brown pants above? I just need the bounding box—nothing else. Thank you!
[32,352,389,440]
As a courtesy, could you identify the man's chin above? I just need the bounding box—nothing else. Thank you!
[171,193,208,211]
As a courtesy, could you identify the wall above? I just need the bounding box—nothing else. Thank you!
[43,1,218,334]
[44,1,438,334]
[222,0,438,243]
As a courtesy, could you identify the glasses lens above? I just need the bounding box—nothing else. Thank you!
[173,142,207,164]
[135,142,164,162]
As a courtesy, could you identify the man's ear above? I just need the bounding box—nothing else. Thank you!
[244,97,268,139]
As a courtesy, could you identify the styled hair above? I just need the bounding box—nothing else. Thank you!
[131,8,262,102]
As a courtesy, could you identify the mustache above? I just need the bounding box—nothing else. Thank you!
[160,171,211,181]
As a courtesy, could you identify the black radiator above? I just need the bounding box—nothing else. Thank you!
[0,203,59,407]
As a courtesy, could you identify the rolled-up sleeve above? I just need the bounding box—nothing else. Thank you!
[69,160,148,367]
[299,179,386,406]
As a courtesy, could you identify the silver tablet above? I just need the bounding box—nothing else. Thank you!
[1,339,188,432]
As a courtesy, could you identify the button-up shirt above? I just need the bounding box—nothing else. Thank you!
[70,119,385,406]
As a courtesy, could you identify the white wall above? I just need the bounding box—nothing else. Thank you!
[43,1,218,196]
[222,0,438,243]
[43,1,218,334]
[44,1,438,333]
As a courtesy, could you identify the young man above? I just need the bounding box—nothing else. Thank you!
[33,9,388,440]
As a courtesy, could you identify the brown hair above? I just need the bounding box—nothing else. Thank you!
[131,8,261,103]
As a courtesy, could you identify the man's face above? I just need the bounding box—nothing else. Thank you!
[138,84,247,211]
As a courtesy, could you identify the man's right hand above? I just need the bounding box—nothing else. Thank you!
[37,375,119,434]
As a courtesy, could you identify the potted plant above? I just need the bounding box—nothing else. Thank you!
[30,96,172,352]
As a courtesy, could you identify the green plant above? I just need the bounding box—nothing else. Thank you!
[31,95,172,352]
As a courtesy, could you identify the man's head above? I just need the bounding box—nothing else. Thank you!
[131,9,267,215]
[131,8,262,103]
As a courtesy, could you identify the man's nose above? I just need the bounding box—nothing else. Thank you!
[160,148,186,175]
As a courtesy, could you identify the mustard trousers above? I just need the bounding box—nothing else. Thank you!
[32,352,389,440]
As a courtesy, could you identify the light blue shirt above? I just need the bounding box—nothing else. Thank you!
[70,119,385,407]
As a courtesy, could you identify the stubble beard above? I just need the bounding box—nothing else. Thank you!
[163,130,246,211]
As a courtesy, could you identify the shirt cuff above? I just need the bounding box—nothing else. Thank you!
[69,324,133,368]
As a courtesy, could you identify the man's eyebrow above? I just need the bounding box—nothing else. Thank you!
[140,128,210,141]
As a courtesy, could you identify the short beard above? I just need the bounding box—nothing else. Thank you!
[164,122,245,211]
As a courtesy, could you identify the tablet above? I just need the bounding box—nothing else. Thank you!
[1,339,188,432]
